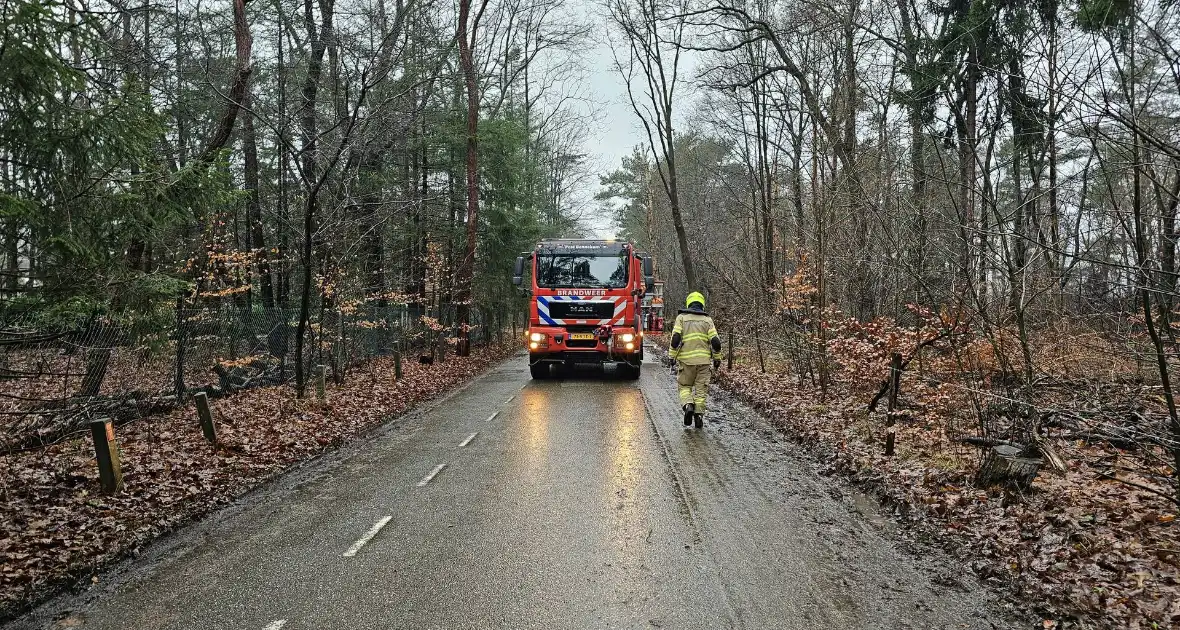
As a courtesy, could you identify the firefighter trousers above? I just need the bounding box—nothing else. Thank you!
[677,363,712,412]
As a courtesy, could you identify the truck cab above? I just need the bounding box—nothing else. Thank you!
[513,239,654,379]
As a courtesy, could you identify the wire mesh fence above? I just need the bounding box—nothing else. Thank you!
[0,304,505,452]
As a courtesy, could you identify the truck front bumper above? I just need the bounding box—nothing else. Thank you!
[526,326,642,364]
[529,350,642,367]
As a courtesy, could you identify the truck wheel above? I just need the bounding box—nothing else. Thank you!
[530,363,551,380]
[621,363,641,380]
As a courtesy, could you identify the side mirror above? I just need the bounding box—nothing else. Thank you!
[512,256,525,286]
[642,256,654,292]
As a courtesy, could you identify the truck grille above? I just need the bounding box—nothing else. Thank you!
[548,301,615,320]
[565,337,600,349]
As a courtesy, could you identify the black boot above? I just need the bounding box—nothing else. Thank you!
[694,413,704,429]
[682,403,695,426]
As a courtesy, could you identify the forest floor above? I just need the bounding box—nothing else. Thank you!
[711,362,1180,630]
[0,342,518,622]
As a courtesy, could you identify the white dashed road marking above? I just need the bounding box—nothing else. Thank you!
[417,464,447,487]
[504,395,515,404]
[342,516,392,558]
[262,622,287,630]
[485,411,499,422]
[459,432,478,447]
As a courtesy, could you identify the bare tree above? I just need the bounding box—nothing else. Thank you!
[453,0,492,356]
[608,0,697,289]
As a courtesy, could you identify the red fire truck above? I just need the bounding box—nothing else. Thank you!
[513,239,654,379]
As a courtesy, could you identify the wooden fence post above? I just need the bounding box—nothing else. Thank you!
[727,331,735,370]
[90,418,123,493]
[755,332,766,373]
[885,352,902,456]
[394,350,403,379]
[194,392,217,445]
[337,309,346,380]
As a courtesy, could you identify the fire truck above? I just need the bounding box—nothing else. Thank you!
[512,239,654,379]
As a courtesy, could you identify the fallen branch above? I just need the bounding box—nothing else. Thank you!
[1063,431,1142,450]
[1098,469,1180,507]
[867,330,953,412]
[3,396,179,452]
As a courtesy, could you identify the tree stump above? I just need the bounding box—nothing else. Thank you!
[81,348,112,397]
[975,444,1042,490]
[267,323,289,359]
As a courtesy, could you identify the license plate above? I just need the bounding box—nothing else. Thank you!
[570,333,595,340]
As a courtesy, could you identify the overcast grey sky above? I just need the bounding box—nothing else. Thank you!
[559,4,645,237]
[556,3,700,238]
[582,34,643,183]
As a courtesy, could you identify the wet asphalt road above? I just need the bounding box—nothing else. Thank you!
[12,351,1022,630]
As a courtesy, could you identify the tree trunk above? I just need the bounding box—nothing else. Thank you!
[956,66,977,298]
[1126,34,1180,500]
[293,0,332,397]
[276,0,291,309]
[242,88,275,309]
[4,217,17,298]
[664,135,696,289]
[1047,9,1061,285]
[454,0,485,357]
[415,113,429,300]
[196,0,253,164]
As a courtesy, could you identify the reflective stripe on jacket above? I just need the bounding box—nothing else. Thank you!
[670,312,722,365]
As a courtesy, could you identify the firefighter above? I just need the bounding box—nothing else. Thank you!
[669,291,723,428]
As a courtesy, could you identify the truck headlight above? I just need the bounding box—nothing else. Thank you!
[529,332,545,342]
[620,333,635,343]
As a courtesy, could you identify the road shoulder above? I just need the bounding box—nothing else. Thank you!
[2,345,519,627]
[640,351,1030,628]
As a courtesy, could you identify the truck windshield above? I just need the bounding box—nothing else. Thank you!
[536,253,628,289]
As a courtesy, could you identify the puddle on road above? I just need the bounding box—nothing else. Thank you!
[710,391,903,538]
[483,373,523,383]
[557,377,639,388]
[847,491,898,535]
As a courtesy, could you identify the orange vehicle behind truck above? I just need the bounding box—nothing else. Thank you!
[512,239,654,379]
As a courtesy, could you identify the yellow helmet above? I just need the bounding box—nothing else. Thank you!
[685,291,705,308]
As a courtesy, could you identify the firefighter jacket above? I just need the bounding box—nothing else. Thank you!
[669,309,723,365]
